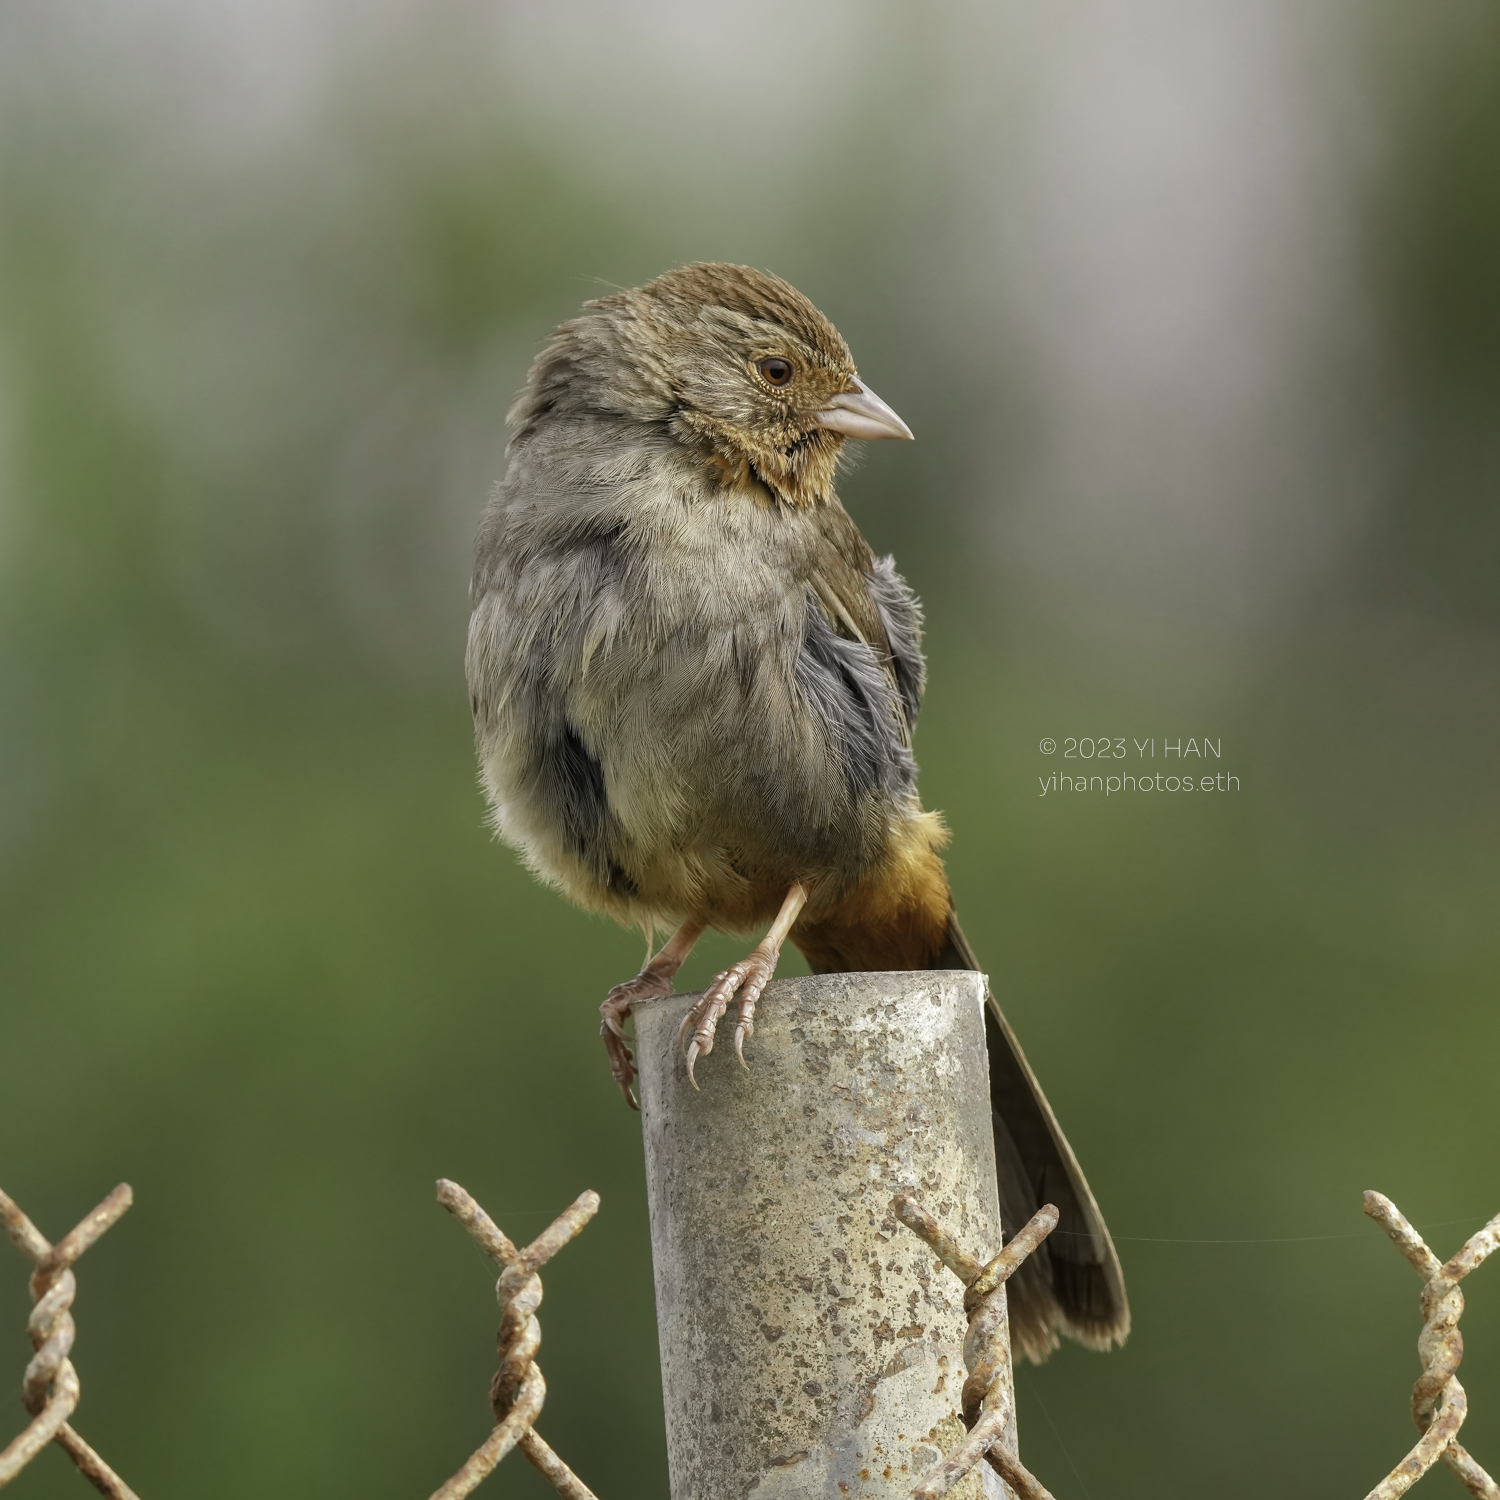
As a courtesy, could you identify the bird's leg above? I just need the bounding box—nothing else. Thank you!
[679,883,809,1088]
[600,919,705,1109]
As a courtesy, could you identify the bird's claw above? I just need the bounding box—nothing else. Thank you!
[601,970,676,1111]
[677,953,773,1087]
[602,1022,640,1110]
[679,968,736,1088]
[601,1001,629,1040]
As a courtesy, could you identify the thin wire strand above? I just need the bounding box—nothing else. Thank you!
[1050,1214,1494,1247]
[1027,1381,1095,1500]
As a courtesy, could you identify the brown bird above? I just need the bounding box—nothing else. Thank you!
[466,263,1128,1361]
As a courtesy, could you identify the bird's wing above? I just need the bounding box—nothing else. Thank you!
[807,502,919,744]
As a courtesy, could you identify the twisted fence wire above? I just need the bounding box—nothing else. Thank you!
[428,1180,600,1500]
[0,1184,138,1499]
[4,1176,1497,1499]
[1362,1191,1500,1500]
[892,1191,1061,1500]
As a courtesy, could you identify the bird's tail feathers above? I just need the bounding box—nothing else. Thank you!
[937,909,1131,1364]
[799,902,1130,1363]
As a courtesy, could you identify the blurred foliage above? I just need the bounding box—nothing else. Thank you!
[1,5,1497,1499]
[1363,2,1500,627]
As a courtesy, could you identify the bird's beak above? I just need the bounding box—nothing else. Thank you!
[813,378,914,441]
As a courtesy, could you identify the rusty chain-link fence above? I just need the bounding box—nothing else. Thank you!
[2,1180,1496,1500]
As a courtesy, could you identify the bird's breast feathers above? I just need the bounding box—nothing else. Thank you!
[466,426,926,929]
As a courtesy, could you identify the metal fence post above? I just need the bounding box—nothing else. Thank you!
[634,970,1013,1499]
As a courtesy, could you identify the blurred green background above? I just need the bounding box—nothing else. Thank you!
[2,3,1497,1496]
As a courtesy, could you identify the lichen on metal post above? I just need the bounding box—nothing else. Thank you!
[634,969,1013,1500]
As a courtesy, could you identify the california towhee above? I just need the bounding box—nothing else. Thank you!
[466,264,1127,1360]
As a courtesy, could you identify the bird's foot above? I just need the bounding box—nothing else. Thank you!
[597,920,708,1110]
[677,943,780,1088]
[600,970,674,1111]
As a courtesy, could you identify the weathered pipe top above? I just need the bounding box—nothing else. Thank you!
[634,969,1010,1500]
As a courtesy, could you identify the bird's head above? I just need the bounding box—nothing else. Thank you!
[516,263,913,509]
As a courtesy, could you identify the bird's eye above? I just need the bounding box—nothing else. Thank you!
[757,357,794,387]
